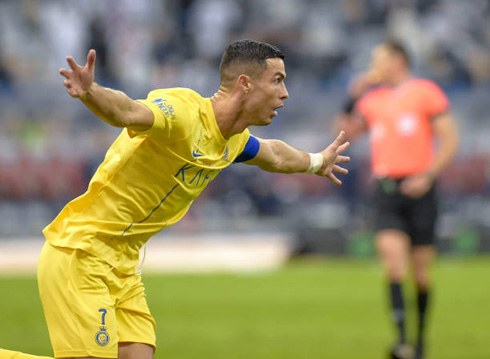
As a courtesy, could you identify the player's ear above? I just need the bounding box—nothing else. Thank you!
[237,74,252,94]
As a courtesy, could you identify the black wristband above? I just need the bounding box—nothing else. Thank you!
[342,97,357,114]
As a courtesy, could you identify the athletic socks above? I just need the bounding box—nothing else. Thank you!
[416,289,429,354]
[389,282,406,344]
[387,284,430,358]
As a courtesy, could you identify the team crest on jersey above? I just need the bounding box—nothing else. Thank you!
[95,328,110,346]
[396,113,419,136]
[95,308,110,346]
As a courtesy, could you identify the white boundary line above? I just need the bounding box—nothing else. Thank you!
[0,233,293,275]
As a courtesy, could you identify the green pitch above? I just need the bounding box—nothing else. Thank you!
[1,256,489,359]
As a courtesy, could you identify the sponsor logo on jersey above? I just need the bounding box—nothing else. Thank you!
[175,163,218,187]
[192,149,204,158]
[152,98,176,118]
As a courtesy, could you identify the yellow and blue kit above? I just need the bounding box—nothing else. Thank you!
[43,87,258,274]
[38,88,260,358]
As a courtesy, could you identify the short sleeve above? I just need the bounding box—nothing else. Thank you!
[129,89,189,140]
[355,95,369,119]
[420,80,450,118]
[355,90,378,126]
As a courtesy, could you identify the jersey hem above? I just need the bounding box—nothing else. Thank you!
[54,349,118,358]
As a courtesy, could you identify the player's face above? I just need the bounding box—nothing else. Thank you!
[246,58,289,126]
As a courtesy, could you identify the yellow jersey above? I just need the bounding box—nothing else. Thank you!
[43,88,252,273]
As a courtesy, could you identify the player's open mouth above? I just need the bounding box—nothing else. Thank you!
[272,104,283,117]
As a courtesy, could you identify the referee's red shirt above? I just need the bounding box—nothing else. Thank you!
[356,78,449,178]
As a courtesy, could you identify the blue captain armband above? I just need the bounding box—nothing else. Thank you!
[234,135,260,163]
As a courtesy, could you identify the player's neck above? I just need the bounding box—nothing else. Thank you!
[210,90,248,139]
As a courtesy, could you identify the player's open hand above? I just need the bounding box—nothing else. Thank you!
[317,131,350,185]
[59,49,96,99]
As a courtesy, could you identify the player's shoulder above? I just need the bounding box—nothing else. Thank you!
[146,87,203,102]
[144,87,208,118]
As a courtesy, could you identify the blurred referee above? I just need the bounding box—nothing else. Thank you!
[336,40,458,359]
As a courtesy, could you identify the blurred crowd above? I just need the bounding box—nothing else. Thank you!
[0,0,490,236]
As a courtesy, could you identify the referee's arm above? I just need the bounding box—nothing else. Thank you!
[427,112,459,179]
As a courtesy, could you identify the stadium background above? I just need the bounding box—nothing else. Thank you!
[0,1,489,358]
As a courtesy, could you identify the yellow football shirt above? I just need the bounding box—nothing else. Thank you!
[43,88,251,273]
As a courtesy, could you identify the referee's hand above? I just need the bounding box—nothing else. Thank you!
[59,49,96,100]
[400,173,434,198]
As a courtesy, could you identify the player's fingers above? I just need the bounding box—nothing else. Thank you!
[66,56,79,71]
[332,165,348,175]
[63,79,70,88]
[327,173,342,186]
[336,141,350,154]
[335,155,350,164]
[330,131,347,149]
[59,68,70,78]
[86,49,96,70]
[68,87,81,98]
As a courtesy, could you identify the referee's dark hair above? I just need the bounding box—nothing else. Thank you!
[383,40,411,68]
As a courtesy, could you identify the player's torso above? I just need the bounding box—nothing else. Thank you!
[84,98,238,228]
[43,88,249,273]
[44,90,245,243]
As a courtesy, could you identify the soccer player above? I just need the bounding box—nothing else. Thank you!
[2,40,349,359]
[336,40,459,359]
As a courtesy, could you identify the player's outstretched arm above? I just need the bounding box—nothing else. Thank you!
[59,49,153,131]
[245,131,350,186]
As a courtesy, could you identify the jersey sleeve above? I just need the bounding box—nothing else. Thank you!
[420,80,450,118]
[129,89,190,141]
[234,134,260,163]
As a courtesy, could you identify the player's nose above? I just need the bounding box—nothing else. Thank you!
[281,85,289,100]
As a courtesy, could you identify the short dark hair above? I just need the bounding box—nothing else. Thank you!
[219,39,285,84]
[383,40,411,68]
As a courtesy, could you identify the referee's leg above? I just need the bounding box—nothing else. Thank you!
[411,245,434,290]
[411,245,435,359]
[376,229,414,358]
[376,229,411,283]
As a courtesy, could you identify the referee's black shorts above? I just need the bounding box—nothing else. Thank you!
[372,177,438,246]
